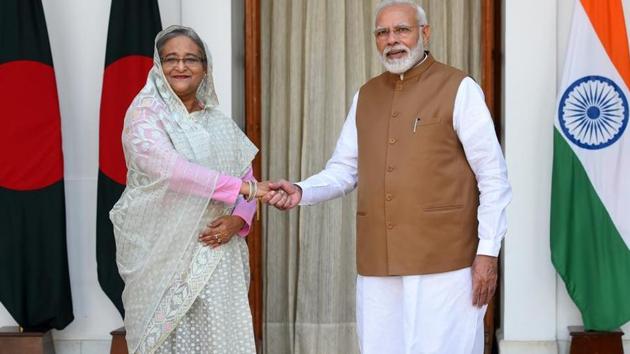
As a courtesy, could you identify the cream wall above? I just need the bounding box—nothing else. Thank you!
[500,0,630,353]
[0,1,240,353]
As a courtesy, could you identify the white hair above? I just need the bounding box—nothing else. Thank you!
[374,0,428,27]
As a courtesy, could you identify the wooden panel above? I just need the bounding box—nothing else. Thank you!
[244,0,263,348]
[569,326,624,354]
[482,0,502,133]
[481,0,502,353]
[0,327,55,354]
[109,327,128,354]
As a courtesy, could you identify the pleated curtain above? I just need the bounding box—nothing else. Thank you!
[261,1,481,352]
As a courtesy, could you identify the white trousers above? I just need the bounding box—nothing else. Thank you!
[356,267,486,354]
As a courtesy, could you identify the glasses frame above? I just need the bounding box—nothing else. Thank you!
[160,55,206,68]
[373,24,425,41]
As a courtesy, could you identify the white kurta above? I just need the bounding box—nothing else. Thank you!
[296,77,511,354]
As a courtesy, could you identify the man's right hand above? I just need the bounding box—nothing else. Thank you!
[262,179,302,210]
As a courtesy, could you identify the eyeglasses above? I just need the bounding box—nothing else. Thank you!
[160,55,205,68]
[373,25,424,40]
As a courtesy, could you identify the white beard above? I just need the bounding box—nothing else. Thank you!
[379,41,425,74]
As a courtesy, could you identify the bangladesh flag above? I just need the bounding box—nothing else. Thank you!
[97,0,161,316]
[551,0,630,331]
[0,0,73,329]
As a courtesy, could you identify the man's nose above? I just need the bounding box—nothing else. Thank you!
[386,31,399,46]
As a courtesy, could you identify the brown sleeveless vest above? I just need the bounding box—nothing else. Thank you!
[355,54,479,276]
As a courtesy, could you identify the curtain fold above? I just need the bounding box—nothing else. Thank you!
[262,1,481,352]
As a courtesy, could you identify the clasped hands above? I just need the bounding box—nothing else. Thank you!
[198,179,300,248]
[239,179,302,210]
[260,179,302,210]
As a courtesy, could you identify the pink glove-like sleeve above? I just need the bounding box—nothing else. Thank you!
[232,167,257,237]
[170,157,243,204]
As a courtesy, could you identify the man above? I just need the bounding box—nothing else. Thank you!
[264,1,511,353]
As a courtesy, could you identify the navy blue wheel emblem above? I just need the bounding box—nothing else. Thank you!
[558,75,628,149]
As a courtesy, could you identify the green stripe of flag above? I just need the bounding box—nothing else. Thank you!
[551,129,630,330]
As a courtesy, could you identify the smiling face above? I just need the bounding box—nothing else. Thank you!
[159,35,206,102]
[375,4,430,74]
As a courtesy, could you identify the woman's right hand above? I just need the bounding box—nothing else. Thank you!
[240,181,271,199]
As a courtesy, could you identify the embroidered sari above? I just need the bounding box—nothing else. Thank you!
[110,26,257,354]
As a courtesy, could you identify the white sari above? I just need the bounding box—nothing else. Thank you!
[110,26,257,354]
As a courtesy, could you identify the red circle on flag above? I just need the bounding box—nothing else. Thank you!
[99,55,154,185]
[0,61,64,191]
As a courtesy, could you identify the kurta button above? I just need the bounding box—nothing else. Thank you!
[389,138,397,144]
[387,223,394,230]
[387,166,395,172]
[392,112,400,118]
[386,194,393,201]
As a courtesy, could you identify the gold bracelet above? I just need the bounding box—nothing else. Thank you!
[246,181,256,202]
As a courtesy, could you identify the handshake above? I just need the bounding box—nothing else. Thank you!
[240,180,301,210]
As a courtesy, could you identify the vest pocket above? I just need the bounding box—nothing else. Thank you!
[411,116,443,135]
[423,204,464,212]
[415,116,442,126]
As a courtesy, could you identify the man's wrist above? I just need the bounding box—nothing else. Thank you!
[476,239,501,257]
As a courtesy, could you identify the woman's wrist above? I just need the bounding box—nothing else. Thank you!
[232,215,246,230]
[239,181,250,196]
[239,181,258,202]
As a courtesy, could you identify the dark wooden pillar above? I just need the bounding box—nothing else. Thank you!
[244,0,263,350]
[482,0,502,135]
[481,0,502,353]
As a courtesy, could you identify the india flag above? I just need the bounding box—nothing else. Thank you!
[551,0,630,330]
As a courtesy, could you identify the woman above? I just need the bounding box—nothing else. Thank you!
[110,25,266,353]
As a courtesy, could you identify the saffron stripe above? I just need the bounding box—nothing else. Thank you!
[581,0,630,90]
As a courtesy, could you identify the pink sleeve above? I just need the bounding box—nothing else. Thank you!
[169,158,243,204]
[232,167,257,237]
[124,111,243,205]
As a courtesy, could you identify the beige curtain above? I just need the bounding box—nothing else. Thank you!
[261,1,481,353]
